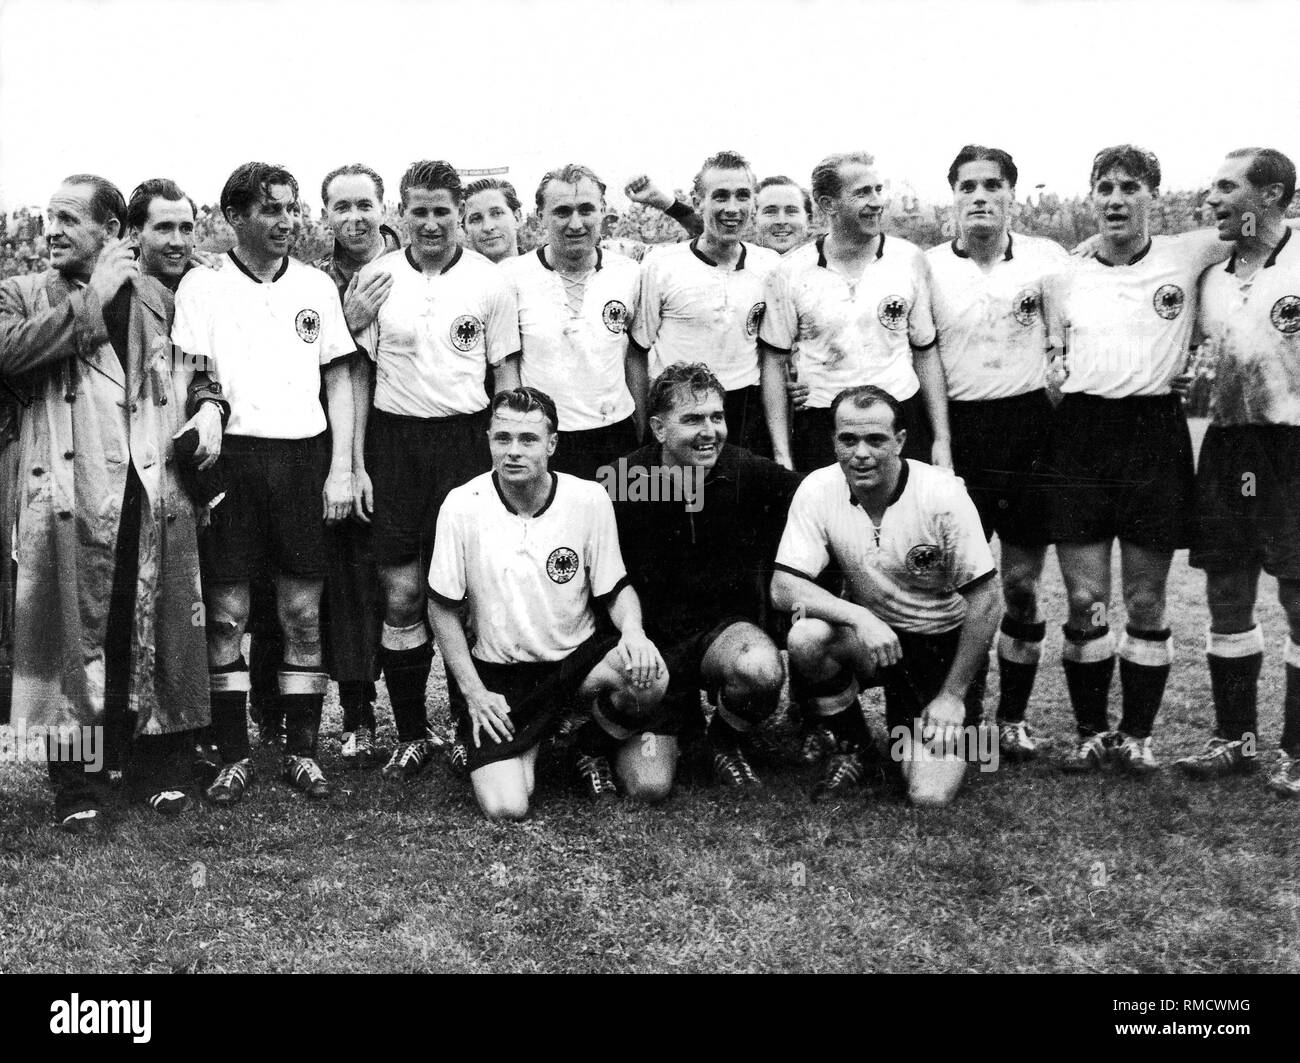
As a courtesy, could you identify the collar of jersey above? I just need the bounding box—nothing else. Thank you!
[227,250,289,283]
[492,470,558,517]
[1225,224,1292,275]
[537,245,604,272]
[405,244,463,275]
[816,233,885,268]
[848,458,909,509]
[1095,238,1152,268]
[951,232,1014,261]
[690,238,747,271]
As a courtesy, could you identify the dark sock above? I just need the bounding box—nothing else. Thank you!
[1062,625,1114,737]
[1117,626,1172,740]
[801,667,869,748]
[1282,662,1300,757]
[209,659,250,762]
[380,642,433,742]
[1206,630,1262,743]
[280,665,327,757]
[996,616,1046,724]
[708,713,746,750]
[339,680,375,734]
[248,632,283,714]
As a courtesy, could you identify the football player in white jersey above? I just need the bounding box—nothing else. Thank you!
[760,151,949,473]
[351,160,521,784]
[925,146,1071,760]
[631,151,781,454]
[502,164,643,477]
[1045,145,1227,774]
[173,162,356,806]
[1176,148,1300,797]
[771,386,1000,805]
[427,387,668,820]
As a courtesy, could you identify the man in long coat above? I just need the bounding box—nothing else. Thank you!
[0,174,226,832]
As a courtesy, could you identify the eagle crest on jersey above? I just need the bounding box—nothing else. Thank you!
[745,301,766,337]
[877,294,910,331]
[1270,295,1300,334]
[1013,288,1042,327]
[295,308,321,343]
[1152,284,1185,321]
[450,314,485,351]
[602,299,628,334]
[546,546,580,584]
[905,543,942,576]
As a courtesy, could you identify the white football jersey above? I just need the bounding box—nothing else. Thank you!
[926,233,1071,401]
[760,234,937,408]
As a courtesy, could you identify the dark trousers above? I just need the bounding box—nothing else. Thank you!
[790,392,933,473]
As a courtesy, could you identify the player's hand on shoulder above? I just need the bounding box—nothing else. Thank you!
[88,236,141,305]
[189,249,224,272]
[344,270,394,334]
[623,174,674,212]
[468,687,515,747]
[850,607,902,672]
[1070,234,1102,259]
[617,627,665,689]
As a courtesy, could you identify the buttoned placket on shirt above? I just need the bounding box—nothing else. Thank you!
[689,238,748,329]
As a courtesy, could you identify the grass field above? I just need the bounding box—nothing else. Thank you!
[1,421,1297,974]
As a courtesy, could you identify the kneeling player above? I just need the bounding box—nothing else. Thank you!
[608,362,801,795]
[770,386,1000,805]
[427,388,668,820]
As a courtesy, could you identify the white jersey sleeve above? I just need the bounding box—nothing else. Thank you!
[427,493,468,602]
[483,268,521,367]
[908,252,938,350]
[936,476,996,591]
[774,478,832,580]
[630,255,663,350]
[171,269,212,368]
[585,483,629,598]
[316,272,355,367]
[760,263,798,353]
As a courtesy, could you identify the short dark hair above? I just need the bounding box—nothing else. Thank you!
[757,175,812,217]
[829,385,905,434]
[320,163,384,208]
[693,150,756,200]
[534,164,606,214]
[810,152,876,204]
[648,362,726,420]
[1089,145,1161,193]
[61,174,126,232]
[220,162,299,219]
[947,145,1018,189]
[399,160,462,209]
[490,386,559,434]
[126,178,196,230]
[465,177,522,214]
[1225,147,1297,210]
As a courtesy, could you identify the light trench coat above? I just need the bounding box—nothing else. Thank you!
[0,270,222,734]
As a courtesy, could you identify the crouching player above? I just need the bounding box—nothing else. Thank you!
[426,388,668,819]
[769,386,1001,805]
[606,362,801,795]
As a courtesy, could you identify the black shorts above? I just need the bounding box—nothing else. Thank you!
[949,390,1054,547]
[200,434,329,582]
[1043,393,1194,551]
[856,626,962,735]
[367,407,491,569]
[791,392,932,473]
[467,630,620,770]
[724,384,770,458]
[650,615,752,736]
[1190,424,1300,578]
[551,417,639,481]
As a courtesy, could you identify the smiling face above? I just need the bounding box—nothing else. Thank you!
[1205,155,1275,243]
[833,400,904,496]
[325,172,384,259]
[755,183,809,254]
[401,186,460,264]
[133,197,195,282]
[824,161,885,241]
[464,187,521,263]
[1090,167,1152,246]
[697,166,755,246]
[230,182,298,261]
[651,386,728,470]
[952,159,1013,240]
[540,177,603,266]
[46,182,117,278]
[489,407,556,486]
